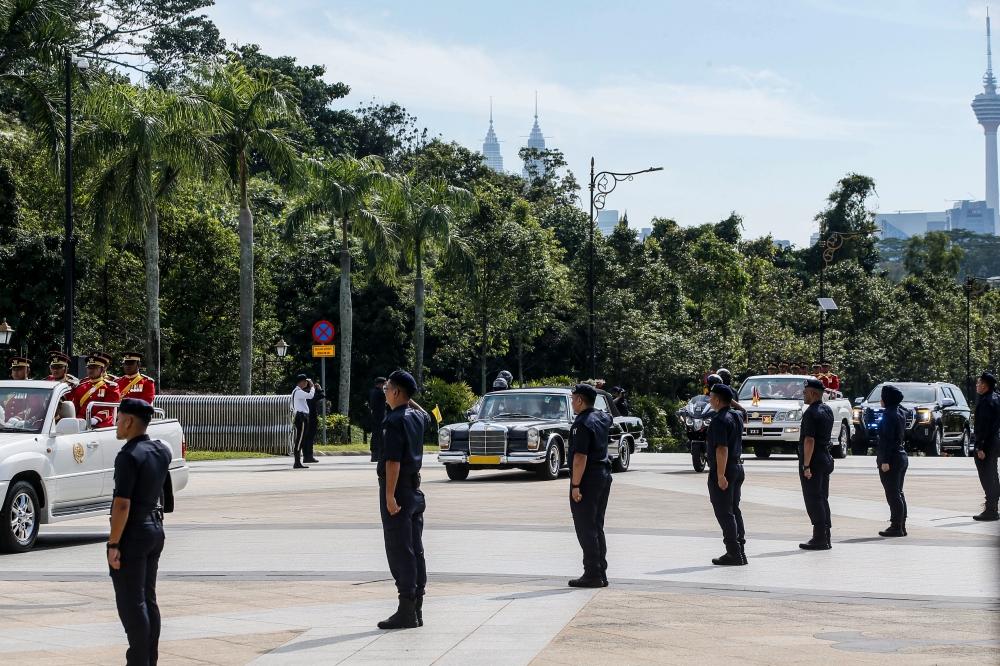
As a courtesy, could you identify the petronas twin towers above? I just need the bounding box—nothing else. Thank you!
[481,96,547,177]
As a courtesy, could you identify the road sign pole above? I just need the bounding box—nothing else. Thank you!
[321,357,327,445]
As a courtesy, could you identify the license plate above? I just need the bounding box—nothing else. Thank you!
[762,415,772,425]
[469,455,501,465]
[746,428,763,436]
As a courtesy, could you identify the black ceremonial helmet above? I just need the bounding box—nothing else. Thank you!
[716,368,732,386]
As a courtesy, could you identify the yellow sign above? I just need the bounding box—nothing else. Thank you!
[469,455,501,465]
[312,345,335,357]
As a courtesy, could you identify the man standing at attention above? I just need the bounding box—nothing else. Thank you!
[705,383,747,565]
[291,374,314,469]
[118,352,156,404]
[972,372,1000,521]
[376,371,430,630]
[798,377,835,550]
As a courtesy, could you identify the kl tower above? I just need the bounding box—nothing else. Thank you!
[973,11,1000,216]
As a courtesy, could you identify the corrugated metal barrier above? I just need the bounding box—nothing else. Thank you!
[154,395,292,454]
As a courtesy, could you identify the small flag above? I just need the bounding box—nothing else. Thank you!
[752,385,760,405]
[431,405,443,423]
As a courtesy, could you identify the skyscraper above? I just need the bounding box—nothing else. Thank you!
[972,11,1000,217]
[482,98,504,173]
[522,93,546,180]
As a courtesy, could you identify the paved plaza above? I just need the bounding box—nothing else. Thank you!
[1,452,997,665]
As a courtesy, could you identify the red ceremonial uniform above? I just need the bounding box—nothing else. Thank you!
[116,373,155,404]
[2,391,47,426]
[69,378,121,428]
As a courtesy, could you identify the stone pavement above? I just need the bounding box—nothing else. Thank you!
[1,453,997,664]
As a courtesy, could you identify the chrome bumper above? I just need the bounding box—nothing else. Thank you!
[635,438,649,450]
[437,450,548,465]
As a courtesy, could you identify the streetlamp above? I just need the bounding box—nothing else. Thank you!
[0,319,13,358]
[588,158,662,379]
[815,227,877,362]
[964,274,990,401]
[63,53,89,358]
[262,338,290,394]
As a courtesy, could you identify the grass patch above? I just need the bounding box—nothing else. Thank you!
[314,444,439,453]
[184,450,278,461]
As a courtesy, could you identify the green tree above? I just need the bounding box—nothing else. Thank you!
[903,231,964,278]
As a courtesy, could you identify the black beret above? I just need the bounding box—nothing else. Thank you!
[710,384,734,400]
[572,383,597,399]
[612,386,624,393]
[295,374,308,382]
[375,376,387,384]
[981,372,997,388]
[119,398,154,419]
[804,378,825,391]
[388,369,417,393]
[881,384,904,406]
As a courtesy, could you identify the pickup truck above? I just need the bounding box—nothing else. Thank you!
[735,375,853,459]
[0,380,189,553]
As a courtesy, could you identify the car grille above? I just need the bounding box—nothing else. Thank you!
[469,426,506,456]
[864,407,916,431]
[746,411,776,422]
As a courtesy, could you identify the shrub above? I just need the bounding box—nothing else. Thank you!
[524,376,576,388]
[419,376,477,426]
[631,395,684,441]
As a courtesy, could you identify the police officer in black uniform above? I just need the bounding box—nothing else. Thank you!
[798,377,834,550]
[377,370,431,630]
[705,383,747,565]
[369,377,387,462]
[877,384,909,537]
[611,386,630,416]
[972,371,1000,521]
[106,398,171,666]
[567,383,613,588]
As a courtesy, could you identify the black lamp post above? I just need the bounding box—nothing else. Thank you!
[262,338,290,394]
[964,274,989,401]
[588,159,662,380]
[63,53,89,358]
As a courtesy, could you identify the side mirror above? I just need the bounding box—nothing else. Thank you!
[854,397,863,405]
[942,398,956,407]
[54,418,82,435]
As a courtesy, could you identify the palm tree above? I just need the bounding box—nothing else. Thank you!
[387,174,476,385]
[199,61,299,394]
[287,154,395,419]
[75,81,220,384]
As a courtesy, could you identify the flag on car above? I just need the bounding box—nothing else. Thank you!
[752,385,760,405]
[431,405,443,423]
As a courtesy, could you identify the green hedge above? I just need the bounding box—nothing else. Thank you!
[419,376,476,426]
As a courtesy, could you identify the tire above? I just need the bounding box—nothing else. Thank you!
[851,441,869,456]
[1,481,40,553]
[691,446,706,473]
[611,438,631,473]
[446,464,470,481]
[536,441,563,480]
[754,445,772,459]
[831,422,849,459]
[924,427,943,457]
[958,429,972,457]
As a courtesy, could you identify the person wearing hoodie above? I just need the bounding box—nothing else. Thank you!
[877,384,909,537]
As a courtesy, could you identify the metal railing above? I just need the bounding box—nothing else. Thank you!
[153,395,292,454]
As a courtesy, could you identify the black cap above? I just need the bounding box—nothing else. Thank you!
[612,386,624,393]
[881,384,904,406]
[388,369,418,394]
[119,398,154,419]
[572,383,597,399]
[710,384,734,400]
[375,376,387,384]
[295,374,308,383]
[804,377,825,391]
[981,372,998,389]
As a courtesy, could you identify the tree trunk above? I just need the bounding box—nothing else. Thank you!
[518,338,523,388]
[145,206,161,386]
[238,205,254,394]
[339,245,352,419]
[413,276,424,387]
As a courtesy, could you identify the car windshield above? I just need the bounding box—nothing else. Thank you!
[0,387,52,434]
[479,393,567,420]
[737,378,805,401]
[867,385,937,403]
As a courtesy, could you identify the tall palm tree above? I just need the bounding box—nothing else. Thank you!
[199,61,299,394]
[287,154,395,418]
[387,174,476,385]
[75,81,220,384]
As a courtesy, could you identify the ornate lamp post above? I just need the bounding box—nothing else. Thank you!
[262,338,290,394]
[0,319,13,359]
[816,227,878,362]
[63,53,89,358]
[588,159,662,379]
[964,274,990,400]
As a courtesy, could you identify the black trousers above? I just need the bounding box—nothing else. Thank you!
[292,412,308,458]
[379,480,426,601]
[303,417,318,459]
[708,465,745,551]
[570,467,612,579]
[799,449,833,528]
[974,442,1000,507]
[370,417,384,462]
[879,454,909,523]
[109,521,164,666]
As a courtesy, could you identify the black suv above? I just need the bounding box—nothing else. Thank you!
[851,382,972,456]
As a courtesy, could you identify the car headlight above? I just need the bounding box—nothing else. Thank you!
[438,428,452,450]
[527,428,540,451]
[785,410,802,421]
[852,409,862,423]
[703,417,712,426]
[917,409,931,424]
[775,412,787,421]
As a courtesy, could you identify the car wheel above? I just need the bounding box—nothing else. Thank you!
[611,438,631,473]
[536,441,563,480]
[958,429,972,457]
[691,442,707,473]
[446,464,470,481]
[832,422,849,459]
[1,481,40,553]
[754,445,772,459]
[924,427,943,457]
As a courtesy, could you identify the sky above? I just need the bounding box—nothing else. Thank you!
[205,1,996,246]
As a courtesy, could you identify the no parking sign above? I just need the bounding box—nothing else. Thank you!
[312,320,335,344]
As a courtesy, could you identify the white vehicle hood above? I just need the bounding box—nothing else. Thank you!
[744,399,803,412]
[0,432,37,449]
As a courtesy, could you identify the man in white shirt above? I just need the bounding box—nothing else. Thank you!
[291,374,315,469]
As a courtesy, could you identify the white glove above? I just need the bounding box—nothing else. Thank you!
[91,417,99,426]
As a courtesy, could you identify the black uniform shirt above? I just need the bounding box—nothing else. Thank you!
[615,397,630,417]
[877,405,907,465]
[307,384,326,426]
[705,405,742,468]
[369,387,387,426]
[378,404,431,476]
[799,401,834,457]
[569,407,611,467]
[113,434,171,515]
[974,390,1000,451]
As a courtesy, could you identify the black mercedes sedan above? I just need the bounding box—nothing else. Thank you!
[851,382,972,456]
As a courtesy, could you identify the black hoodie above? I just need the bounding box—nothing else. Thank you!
[877,384,908,465]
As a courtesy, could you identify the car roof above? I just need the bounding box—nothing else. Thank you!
[484,387,572,396]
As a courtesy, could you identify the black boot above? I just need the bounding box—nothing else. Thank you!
[378,597,418,630]
[879,522,905,537]
[800,525,831,550]
[293,450,307,469]
[601,574,609,587]
[415,596,423,627]
[568,576,604,588]
[973,503,1000,521]
[712,550,745,566]
[738,538,748,565]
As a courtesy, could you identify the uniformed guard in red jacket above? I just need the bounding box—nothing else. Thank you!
[45,351,80,388]
[117,351,156,404]
[4,357,47,426]
[821,360,840,391]
[69,353,121,428]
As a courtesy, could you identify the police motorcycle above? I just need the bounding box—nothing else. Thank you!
[675,374,724,472]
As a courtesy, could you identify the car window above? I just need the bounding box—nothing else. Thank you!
[948,386,969,407]
[479,393,568,419]
[738,378,805,401]
[866,384,936,403]
[942,387,955,404]
[0,387,53,434]
[594,395,610,412]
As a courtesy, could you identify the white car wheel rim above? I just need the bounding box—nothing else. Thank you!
[548,447,560,475]
[10,492,35,545]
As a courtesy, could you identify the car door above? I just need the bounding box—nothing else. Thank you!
[50,428,105,506]
[940,386,963,441]
[101,429,128,500]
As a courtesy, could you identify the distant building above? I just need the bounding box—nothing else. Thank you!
[875,202,995,239]
[597,210,618,236]
[482,99,503,173]
[947,200,997,235]
[522,94,547,180]
[640,227,652,241]
[773,239,791,249]
[809,232,821,246]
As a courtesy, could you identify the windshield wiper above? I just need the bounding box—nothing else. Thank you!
[493,412,535,418]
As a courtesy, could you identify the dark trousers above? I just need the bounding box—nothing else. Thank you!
[879,455,909,523]
[974,443,1000,507]
[370,417,384,462]
[379,480,426,601]
[293,412,308,461]
[109,522,164,666]
[303,417,318,460]
[569,467,612,578]
[799,450,833,528]
[708,465,745,552]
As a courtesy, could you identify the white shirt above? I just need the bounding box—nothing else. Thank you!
[292,385,315,414]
